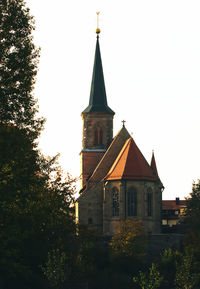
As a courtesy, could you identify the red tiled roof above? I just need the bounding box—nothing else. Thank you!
[165,215,179,220]
[162,200,187,210]
[105,138,157,181]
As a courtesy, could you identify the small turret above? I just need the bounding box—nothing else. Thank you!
[151,151,159,179]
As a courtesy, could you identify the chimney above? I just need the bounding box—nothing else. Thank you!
[176,197,180,205]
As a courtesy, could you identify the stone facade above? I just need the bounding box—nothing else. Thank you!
[81,112,113,150]
[80,111,114,187]
[103,180,162,236]
[76,177,162,236]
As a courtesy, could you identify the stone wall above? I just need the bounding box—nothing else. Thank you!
[146,233,185,262]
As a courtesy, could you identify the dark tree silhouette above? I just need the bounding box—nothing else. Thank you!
[0,2,77,288]
[0,0,44,140]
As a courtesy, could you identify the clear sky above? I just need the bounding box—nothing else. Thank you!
[26,0,200,200]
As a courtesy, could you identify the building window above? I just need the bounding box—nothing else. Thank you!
[94,125,103,145]
[128,187,137,216]
[112,187,119,217]
[147,188,153,216]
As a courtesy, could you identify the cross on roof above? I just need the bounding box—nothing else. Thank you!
[122,120,126,127]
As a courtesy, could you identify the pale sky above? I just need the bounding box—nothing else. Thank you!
[26,0,200,200]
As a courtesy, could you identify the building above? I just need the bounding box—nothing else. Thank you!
[75,30,164,236]
[162,198,186,227]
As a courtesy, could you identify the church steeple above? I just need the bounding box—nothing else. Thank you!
[82,35,114,114]
[80,24,115,187]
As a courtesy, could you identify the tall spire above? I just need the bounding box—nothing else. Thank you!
[82,22,114,114]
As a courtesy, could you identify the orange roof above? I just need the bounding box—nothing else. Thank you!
[105,138,157,181]
[162,200,187,210]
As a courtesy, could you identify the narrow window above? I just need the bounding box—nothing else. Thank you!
[147,188,153,216]
[112,187,119,217]
[128,187,137,216]
[94,125,103,145]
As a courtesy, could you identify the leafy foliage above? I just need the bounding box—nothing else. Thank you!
[110,219,147,259]
[41,249,69,289]
[159,248,181,289]
[133,263,163,289]
[0,124,76,288]
[185,180,200,233]
[183,180,200,277]
[0,0,44,139]
[0,1,77,288]
[175,249,200,289]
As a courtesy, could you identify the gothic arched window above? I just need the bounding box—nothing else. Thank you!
[128,187,137,216]
[112,187,119,217]
[147,188,153,217]
[94,125,103,145]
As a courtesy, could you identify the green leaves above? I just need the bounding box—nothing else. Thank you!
[110,220,147,259]
[175,250,200,289]
[133,263,163,289]
[184,180,200,265]
[0,124,77,288]
[185,180,200,227]
[0,2,78,288]
[41,249,70,289]
[0,0,43,139]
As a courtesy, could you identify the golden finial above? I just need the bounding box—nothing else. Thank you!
[96,12,101,34]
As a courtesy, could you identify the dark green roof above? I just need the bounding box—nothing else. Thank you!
[82,36,115,115]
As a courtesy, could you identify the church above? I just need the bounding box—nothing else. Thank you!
[75,28,164,236]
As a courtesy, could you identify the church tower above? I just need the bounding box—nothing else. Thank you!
[80,31,115,188]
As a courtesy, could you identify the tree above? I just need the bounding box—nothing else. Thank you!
[159,248,181,289]
[0,124,77,289]
[0,2,77,288]
[175,249,200,289]
[110,219,147,259]
[133,263,163,289]
[108,220,147,286]
[41,249,70,289]
[184,180,200,270]
[0,0,44,139]
[185,180,200,233]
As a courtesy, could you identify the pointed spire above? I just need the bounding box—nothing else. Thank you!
[82,33,114,114]
[150,150,159,179]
